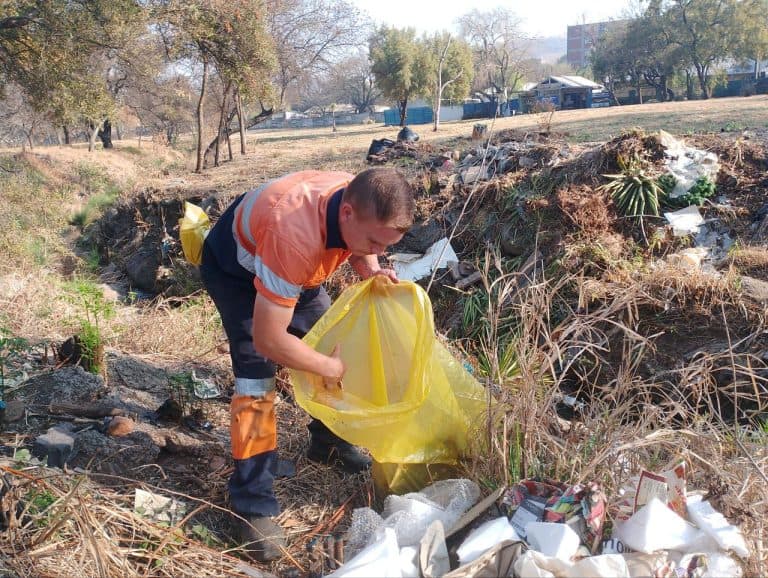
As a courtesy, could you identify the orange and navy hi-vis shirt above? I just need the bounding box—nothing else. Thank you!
[232,171,353,307]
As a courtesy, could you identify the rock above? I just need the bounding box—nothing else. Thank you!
[34,425,77,468]
[99,283,121,302]
[519,156,537,168]
[0,400,25,423]
[73,429,160,473]
[22,366,105,407]
[740,276,768,304]
[392,220,446,254]
[124,247,161,293]
[106,416,135,437]
[461,166,488,184]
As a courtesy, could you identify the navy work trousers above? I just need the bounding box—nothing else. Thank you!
[200,195,342,517]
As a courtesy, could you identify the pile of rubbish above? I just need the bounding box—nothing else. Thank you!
[327,464,748,578]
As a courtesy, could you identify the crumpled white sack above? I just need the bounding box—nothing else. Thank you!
[525,522,580,562]
[327,527,402,578]
[456,516,520,565]
[686,494,749,558]
[514,550,630,578]
[613,497,704,553]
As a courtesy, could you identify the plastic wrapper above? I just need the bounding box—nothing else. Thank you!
[291,277,488,465]
[345,479,479,555]
[613,498,704,554]
[456,517,520,565]
[502,478,606,553]
[178,201,210,265]
[615,461,687,521]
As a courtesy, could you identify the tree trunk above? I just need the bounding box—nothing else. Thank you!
[433,87,442,132]
[399,98,408,127]
[695,64,710,99]
[98,119,114,149]
[195,58,209,173]
[686,70,694,100]
[637,79,643,104]
[203,110,237,167]
[245,105,274,130]
[88,121,101,152]
[215,81,232,167]
[26,130,34,150]
[115,123,122,141]
[226,125,233,161]
[236,91,246,155]
[63,125,70,145]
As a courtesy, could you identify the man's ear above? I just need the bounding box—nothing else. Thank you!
[339,201,354,222]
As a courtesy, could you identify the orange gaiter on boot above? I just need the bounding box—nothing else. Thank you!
[230,392,277,460]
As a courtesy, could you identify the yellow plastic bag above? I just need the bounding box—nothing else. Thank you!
[178,201,210,265]
[291,276,489,465]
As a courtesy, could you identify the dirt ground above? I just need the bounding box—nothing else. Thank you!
[2,96,768,577]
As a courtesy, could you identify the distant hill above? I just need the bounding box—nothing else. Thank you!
[528,35,566,63]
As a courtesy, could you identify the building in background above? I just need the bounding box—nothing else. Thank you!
[567,20,629,69]
[519,75,612,112]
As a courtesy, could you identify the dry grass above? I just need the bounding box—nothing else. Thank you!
[465,262,767,575]
[1,97,768,576]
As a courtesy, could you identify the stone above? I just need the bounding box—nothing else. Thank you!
[461,166,488,184]
[106,416,135,437]
[0,400,25,423]
[740,276,768,304]
[33,424,77,468]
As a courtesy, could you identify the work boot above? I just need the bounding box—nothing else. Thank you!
[240,516,286,563]
[307,438,372,474]
[307,419,372,474]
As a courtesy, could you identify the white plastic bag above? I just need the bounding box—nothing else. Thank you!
[614,498,703,554]
[328,528,402,578]
[456,516,520,565]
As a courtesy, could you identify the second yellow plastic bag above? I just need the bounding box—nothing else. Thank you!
[178,201,210,265]
[291,277,488,465]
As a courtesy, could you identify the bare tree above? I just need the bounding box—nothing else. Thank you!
[459,8,531,108]
[331,52,380,114]
[266,0,368,110]
[0,83,51,149]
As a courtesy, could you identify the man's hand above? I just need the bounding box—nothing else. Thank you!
[372,268,399,283]
[349,254,399,283]
[322,344,346,389]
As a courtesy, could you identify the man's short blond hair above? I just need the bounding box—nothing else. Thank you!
[343,168,415,232]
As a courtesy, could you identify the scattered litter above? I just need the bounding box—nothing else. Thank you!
[456,516,519,565]
[367,138,395,161]
[420,521,450,578]
[613,497,703,554]
[397,126,419,143]
[525,522,580,562]
[616,461,687,521]
[659,130,720,198]
[389,238,459,282]
[665,247,711,271]
[331,471,750,578]
[190,370,220,399]
[134,488,186,525]
[664,205,705,236]
[327,527,401,578]
[502,479,606,553]
[686,494,749,558]
[447,540,525,577]
[345,479,480,555]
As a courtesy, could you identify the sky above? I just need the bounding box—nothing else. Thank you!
[350,0,635,38]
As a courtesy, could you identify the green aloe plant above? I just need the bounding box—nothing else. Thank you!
[600,154,666,243]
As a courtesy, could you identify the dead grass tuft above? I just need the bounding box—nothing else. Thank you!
[464,264,767,576]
